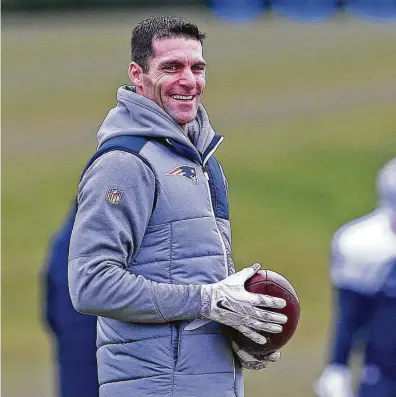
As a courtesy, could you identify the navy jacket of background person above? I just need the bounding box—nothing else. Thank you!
[68,85,242,397]
[330,208,396,385]
[42,205,99,397]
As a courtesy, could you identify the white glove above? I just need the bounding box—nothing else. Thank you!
[313,364,354,397]
[232,341,281,370]
[201,263,287,345]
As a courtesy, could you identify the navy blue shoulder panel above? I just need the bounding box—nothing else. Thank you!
[82,135,150,176]
[206,156,229,220]
[80,135,157,210]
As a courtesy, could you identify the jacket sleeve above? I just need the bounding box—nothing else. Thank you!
[327,232,372,365]
[328,287,371,365]
[68,150,202,323]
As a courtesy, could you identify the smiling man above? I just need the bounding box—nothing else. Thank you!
[68,16,287,397]
[129,33,206,131]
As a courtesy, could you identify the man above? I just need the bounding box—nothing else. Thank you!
[42,204,98,397]
[68,16,288,397]
[314,158,396,397]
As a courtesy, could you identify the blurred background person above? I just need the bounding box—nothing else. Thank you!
[314,158,396,397]
[41,204,99,397]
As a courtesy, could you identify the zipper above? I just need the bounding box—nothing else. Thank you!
[203,167,229,277]
[202,136,224,168]
[173,322,181,368]
[231,355,236,391]
[202,138,236,382]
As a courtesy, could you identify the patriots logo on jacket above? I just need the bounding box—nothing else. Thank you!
[167,165,198,185]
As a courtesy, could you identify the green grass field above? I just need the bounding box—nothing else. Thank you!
[2,8,396,397]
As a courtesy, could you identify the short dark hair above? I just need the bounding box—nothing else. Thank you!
[131,16,206,72]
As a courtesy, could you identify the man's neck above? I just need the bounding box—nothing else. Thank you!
[179,123,188,136]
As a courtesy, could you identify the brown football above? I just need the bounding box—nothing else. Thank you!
[226,269,300,357]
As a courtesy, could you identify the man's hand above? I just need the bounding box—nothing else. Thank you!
[200,263,287,345]
[232,341,280,370]
[313,365,353,397]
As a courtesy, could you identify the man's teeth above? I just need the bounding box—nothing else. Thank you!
[171,95,193,101]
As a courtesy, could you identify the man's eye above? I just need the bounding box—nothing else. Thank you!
[165,65,177,71]
[192,65,206,73]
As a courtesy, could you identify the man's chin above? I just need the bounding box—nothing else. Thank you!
[170,112,198,127]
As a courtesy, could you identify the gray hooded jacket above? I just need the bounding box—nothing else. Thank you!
[68,86,244,397]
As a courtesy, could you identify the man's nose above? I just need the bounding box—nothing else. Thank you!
[179,68,196,89]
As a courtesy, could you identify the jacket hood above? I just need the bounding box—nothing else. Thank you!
[97,86,216,155]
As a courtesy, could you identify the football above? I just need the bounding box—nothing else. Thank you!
[226,269,300,357]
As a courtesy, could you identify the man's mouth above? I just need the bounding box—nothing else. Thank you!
[170,94,195,102]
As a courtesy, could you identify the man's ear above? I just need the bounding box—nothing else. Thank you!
[128,62,144,88]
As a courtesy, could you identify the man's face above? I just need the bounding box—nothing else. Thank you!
[129,37,206,130]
